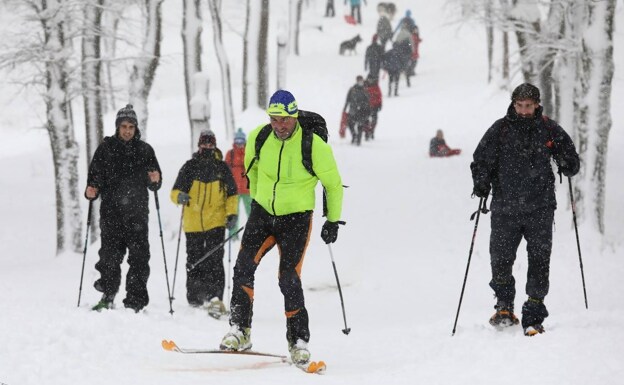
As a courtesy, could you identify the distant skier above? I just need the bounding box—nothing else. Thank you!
[364,76,382,140]
[343,75,371,145]
[85,104,162,313]
[170,129,238,318]
[471,83,580,336]
[364,34,384,81]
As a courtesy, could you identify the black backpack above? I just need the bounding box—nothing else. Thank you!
[244,110,331,216]
[245,110,328,177]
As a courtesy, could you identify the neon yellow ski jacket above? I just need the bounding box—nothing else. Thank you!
[245,122,343,222]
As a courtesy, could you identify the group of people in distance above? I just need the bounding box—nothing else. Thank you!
[83,81,580,368]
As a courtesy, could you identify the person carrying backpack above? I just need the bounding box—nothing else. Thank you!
[471,83,579,336]
[343,75,371,145]
[220,90,344,366]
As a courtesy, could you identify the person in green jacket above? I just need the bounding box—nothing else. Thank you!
[220,90,344,366]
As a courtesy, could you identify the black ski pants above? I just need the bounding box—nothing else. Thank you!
[229,201,313,346]
[185,227,226,306]
[489,206,553,324]
[95,209,151,309]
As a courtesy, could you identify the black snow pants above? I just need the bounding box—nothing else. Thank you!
[489,206,553,326]
[185,227,226,306]
[95,208,151,309]
[229,201,313,346]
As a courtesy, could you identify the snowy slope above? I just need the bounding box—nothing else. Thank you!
[1,1,623,384]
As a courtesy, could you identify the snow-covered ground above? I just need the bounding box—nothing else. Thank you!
[1,1,623,384]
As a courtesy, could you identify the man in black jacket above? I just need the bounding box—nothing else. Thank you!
[364,34,384,81]
[343,75,370,146]
[85,104,162,312]
[471,83,579,336]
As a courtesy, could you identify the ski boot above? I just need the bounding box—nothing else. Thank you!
[289,339,311,365]
[220,324,252,351]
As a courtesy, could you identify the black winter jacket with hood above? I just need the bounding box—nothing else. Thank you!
[471,104,579,215]
[87,127,162,217]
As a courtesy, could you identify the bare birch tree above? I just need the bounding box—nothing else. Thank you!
[208,0,236,139]
[243,0,269,110]
[0,0,83,254]
[128,0,164,137]
[182,0,204,151]
[82,0,104,242]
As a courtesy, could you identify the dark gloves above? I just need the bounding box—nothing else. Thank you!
[321,220,345,244]
[556,158,578,177]
[472,181,490,198]
[177,192,190,205]
[226,214,238,230]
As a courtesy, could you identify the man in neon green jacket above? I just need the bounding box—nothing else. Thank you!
[220,90,344,366]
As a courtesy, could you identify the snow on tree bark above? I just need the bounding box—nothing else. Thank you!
[128,0,163,138]
[82,0,104,243]
[208,0,236,140]
[182,0,204,152]
[243,0,269,110]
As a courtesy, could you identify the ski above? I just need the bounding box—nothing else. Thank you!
[161,340,326,374]
[162,340,287,359]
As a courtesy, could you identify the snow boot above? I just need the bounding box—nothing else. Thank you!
[220,324,252,351]
[92,293,115,311]
[524,324,545,336]
[289,339,311,365]
[489,302,519,328]
[206,297,227,320]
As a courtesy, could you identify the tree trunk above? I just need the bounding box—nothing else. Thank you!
[574,0,615,234]
[182,0,203,151]
[208,0,236,140]
[128,0,163,137]
[289,0,303,55]
[82,0,104,243]
[276,20,288,89]
[43,0,83,254]
[485,0,493,83]
[243,0,270,110]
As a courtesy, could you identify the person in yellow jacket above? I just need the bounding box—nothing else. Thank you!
[220,90,344,366]
[171,130,238,317]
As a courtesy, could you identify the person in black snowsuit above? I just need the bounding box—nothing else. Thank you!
[364,34,384,81]
[342,75,371,146]
[471,83,580,336]
[85,104,162,312]
[382,40,411,97]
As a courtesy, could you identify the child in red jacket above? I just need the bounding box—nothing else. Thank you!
[225,128,251,237]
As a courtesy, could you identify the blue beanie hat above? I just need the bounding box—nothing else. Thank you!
[266,90,299,117]
[234,128,246,144]
[406,10,412,17]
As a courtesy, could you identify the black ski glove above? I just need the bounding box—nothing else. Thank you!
[177,192,190,205]
[321,220,345,244]
[472,181,490,198]
[226,214,238,230]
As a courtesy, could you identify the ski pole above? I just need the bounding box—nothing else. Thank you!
[327,244,351,335]
[153,190,175,315]
[225,237,232,306]
[171,207,184,301]
[452,196,487,336]
[187,226,244,271]
[568,177,588,309]
[77,200,93,307]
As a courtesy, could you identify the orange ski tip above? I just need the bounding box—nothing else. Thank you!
[161,340,178,351]
[307,361,326,373]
